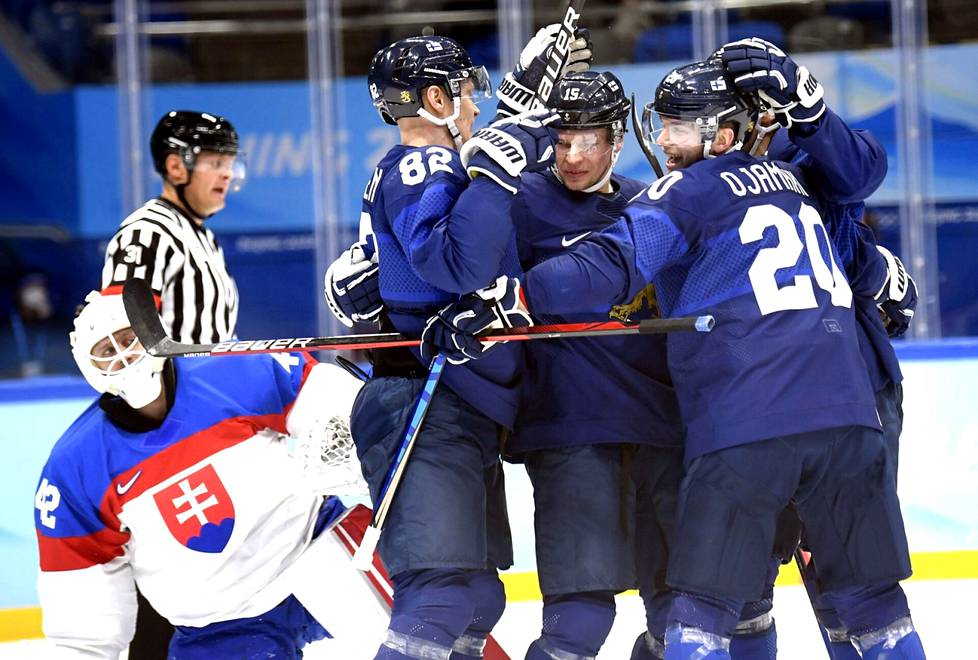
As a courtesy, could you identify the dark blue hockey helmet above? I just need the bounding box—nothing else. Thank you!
[367,36,492,126]
[552,70,630,131]
[643,58,758,154]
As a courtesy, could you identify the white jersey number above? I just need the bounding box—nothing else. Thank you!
[399,147,454,185]
[740,203,852,315]
[35,478,61,529]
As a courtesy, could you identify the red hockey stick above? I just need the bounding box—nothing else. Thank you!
[122,278,713,359]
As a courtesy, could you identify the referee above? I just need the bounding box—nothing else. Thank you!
[98,110,244,658]
[101,110,242,344]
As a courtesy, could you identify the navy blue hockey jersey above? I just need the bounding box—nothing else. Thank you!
[510,171,683,454]
[364,144,525,427]
[768,118,902,393]
[526,151,881,461]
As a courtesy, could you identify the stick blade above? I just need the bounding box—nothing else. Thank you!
[122,278,168,356]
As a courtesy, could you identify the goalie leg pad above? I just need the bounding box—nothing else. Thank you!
[377,569,476,660]
[526,591,617,660]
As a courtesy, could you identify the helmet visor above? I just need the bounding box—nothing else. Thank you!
[556,129,613,159]
[456,65,493,104]
[643,103,704,148]
[191,150,248,192]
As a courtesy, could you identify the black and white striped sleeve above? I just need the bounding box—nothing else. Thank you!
[101,219,185,295]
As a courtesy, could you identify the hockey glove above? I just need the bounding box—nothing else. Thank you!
[874,246,918,338]
[460,110,560,194]
[421,276,532,365]
[496,23,592,117]
[323,239,383,328]
[719,37,826,130]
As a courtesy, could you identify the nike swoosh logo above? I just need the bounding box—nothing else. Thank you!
[116,470,142,495]
[561,232,591,248]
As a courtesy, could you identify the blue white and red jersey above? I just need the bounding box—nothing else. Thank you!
[510,170,684,454]
[33,354,365,656]
[525,149,881,461]
[364,144,525,427]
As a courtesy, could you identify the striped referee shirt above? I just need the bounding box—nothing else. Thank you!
[101,198,239,343]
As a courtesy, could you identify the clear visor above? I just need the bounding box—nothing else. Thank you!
[556,129,613,158]
[643,104,705,148]
[456,65,493,104]
[190,150,248,192]
[88,328,147,374]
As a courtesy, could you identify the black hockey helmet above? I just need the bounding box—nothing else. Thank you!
[367,35,491,126]
[552,70,630,131]
[646,58,758,152]
[150,110,240,176]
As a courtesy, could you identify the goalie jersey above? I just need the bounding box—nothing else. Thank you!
[34,354,360,654]
[364,144,526,427]
[510,170,683,454]
[526,151,882,461]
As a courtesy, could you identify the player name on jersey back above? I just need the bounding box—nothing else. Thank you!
[719,160,810,199]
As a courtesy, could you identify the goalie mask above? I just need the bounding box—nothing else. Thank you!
[70,290,166,409]
[368,36,492,149]
[644,59,758,162]
[551,70,630,193]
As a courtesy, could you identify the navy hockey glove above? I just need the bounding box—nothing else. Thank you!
[323,239,383,328]
[719,37,826,129]
[496,23,592,117]
[460,110,560,194]
[421,276,532,365]
[874,246,918,338]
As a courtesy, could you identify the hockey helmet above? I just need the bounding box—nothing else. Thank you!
[150,110,245,189]
[644,58,758,158]
[550,71,630,193]
[70,290,166,409]
[367,35,491,146]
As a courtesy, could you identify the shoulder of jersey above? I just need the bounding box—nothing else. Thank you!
[613,173,649,200]
[49,399,120,463]
[120,198,186,229]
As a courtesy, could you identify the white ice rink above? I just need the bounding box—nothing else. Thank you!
[2,580,972,659]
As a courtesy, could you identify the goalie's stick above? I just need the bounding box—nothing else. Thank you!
[631,92,665,179]
[122,278,714,359]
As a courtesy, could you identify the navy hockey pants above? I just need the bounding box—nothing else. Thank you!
[666,425,912,638]
[350,375,513,576]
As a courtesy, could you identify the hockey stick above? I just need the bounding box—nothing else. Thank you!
[122,278,714,358]
[352,352,447,570]
[527,0,586,111]
[631,92,665,179]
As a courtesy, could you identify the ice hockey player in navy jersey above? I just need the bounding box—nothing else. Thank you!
[33,290,398,659]
[426,56,925,660]
[335,34,570,660]
[716,38,919,660]
[498,68,685,659]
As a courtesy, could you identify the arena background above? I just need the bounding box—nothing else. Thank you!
[1,1,976,656]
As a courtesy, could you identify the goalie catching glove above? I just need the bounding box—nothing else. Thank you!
[874,245,918,338]
[421,275,532,365]
[496,23,592,117]
[719,37,826,130]
[324,238,383,328]
[460,109,560,194]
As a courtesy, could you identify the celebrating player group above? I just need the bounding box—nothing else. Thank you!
[35,6,923,660]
